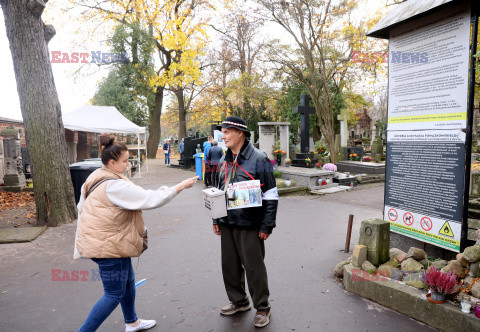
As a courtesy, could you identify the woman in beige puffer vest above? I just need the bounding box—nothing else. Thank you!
[76,135,198,332]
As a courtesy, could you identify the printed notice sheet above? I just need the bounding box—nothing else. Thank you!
[226,180,262,210]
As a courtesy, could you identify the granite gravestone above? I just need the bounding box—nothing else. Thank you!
[1,127,26,192]
[337,108,349,147]
[371,121,384,162]
[258,122,290,165]
[292,95,316,167]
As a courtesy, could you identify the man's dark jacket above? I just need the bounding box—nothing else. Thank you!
[213,140,278,234]
[206,145,224,163]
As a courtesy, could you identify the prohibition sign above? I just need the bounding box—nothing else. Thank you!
[403,212,414,226]
[420,217,433,232]
[388,209,398,221]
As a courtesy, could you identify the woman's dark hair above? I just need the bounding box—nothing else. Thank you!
[99,135,128,165]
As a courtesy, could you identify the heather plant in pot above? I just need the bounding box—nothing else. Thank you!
[421,266,459,302]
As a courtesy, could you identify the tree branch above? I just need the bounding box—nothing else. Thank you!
[27,0,46,17]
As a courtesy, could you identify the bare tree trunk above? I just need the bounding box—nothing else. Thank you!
[146,86,164,158]
[175,88,187,139]
[1,0,77,226]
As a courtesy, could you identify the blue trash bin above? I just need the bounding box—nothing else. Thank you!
[193,153,204,180]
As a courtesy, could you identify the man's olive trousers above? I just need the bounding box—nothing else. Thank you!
[220,224,270,310]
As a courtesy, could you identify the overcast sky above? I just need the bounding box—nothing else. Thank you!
[0,0,386,122]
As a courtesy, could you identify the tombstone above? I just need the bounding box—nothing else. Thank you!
[370,127,377,145]
[258,122,290,165]
[334,134,341,159]
[295,95,315,153]
[1,127,26,192]
[292,95,316,167]
[337,108,349,147]
[181,135,207,169]
[371,136,384,162]
[343,146,365,160]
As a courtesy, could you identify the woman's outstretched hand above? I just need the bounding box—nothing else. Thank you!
[175,176,199,194]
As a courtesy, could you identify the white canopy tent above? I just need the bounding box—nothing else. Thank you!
[62,105,148,176]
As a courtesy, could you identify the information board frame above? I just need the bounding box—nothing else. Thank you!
[381,1,478,252]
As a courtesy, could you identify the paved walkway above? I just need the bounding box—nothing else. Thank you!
[0,160,435,331]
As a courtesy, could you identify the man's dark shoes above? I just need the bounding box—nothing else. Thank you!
[254,309,271,328]
[220,302,251,315]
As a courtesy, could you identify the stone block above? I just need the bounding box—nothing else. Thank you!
[418,259,431,269]
[1,186,23,193]
[351,245,367,267]
[464,246,480,263]
[469,261,480,278]
[389,248,405,260]
[431,260,448,270]
[361,261,377,274]
[403,272,424,289]
[401,258,424,273]
[407,247,427,261]
[456,253,469,267]
[377,260,400,278]
[441,260,466,278]
[472,282,480,298]
[358,218,390,266]
[4,174,26,187]
[333,260,350,277]
[396,252,408,263]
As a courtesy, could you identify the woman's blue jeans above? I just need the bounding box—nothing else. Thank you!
[165,153,171,164]
[78,257,138,331]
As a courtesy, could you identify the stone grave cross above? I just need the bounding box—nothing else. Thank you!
[294,95,316,153]
[337,108,348,147]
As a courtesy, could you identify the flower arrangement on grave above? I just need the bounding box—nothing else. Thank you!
[421,266,459,302]
[273,149,286,158]
[305,157,311,166]
[315,162,322,169]
[349,153,359,161]
[323,163,337,172]
[362,156,372,162]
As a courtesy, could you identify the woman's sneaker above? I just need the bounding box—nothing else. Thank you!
[220,302,251,315]
[125,319,156,332]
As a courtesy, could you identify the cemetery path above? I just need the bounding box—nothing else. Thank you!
[0,161,434,332]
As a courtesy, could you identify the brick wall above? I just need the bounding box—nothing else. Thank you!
[0,121,27,147]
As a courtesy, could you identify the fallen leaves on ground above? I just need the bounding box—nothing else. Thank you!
[0,191,35,212]
[472,162,480,172]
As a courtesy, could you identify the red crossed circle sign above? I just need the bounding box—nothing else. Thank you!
[420,217,433,231]
[388,209,398,222]
[403,212,414,226]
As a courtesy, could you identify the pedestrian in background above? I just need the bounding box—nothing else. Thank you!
[179,138,184,160]
[75,135,198,332]
[206,139,224,188]
[163,139,171,166]
[203,136,213,186]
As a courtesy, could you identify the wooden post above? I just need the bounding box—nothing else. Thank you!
[345,214,354,253]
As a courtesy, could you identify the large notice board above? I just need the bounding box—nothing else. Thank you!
[384,2,471,252]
